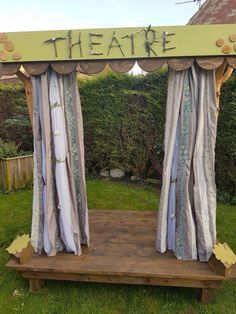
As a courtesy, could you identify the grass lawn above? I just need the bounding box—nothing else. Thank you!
[0,179,236,314]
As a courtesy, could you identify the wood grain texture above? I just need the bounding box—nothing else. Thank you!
[167,58,194,71]
[22,272,221,289]
[196,57,224,70]
[6,210,236,300]
[1,56,235,76]
[0,63,20,76]
[23,63,49,75]
[108,60,135,73]
[78,61,106,74]
[137,59,165,72]
[51,62,77,74]
[6,210,236,303]
[226,57,236,69]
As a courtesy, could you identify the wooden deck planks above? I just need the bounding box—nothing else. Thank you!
[5,254,230,280]
[6,209,236,300]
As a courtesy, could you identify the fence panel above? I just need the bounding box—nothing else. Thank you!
[0,155,33,191]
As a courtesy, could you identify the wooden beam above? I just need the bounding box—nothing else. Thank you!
[16,70,33,127]
[21,271,222,289]
[2,25,236,63]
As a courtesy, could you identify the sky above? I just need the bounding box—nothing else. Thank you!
[0,0,206,32]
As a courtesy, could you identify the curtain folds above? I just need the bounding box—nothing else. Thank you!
[31,69,89,256]
[156,63,217,262]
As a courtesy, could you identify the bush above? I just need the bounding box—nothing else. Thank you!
[0,139,20,159]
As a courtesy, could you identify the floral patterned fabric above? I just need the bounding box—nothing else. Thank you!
[156,64,217,262]
[63,74,89,245]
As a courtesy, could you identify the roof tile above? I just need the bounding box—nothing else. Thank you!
[189,0,236,24]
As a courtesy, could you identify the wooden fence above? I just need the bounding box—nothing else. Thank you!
[0,155,33,192]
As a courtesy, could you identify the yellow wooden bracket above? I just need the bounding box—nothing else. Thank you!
[6,234,34,264]
[6,234,31,255]
[213,242,236,268]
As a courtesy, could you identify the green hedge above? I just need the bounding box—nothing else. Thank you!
[0,71,236,199]
[0,83,33,152]
[216,73,236,201]
[79,71,236,199]
[79,71,167,178]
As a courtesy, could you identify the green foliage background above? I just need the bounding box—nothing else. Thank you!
[0,83,32,153]
[79,71,167,178]
[0,71,236,198]
[216,72,236,202]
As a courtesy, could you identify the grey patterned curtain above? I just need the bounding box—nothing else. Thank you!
[156,63,217,262]
[31,69,89,256]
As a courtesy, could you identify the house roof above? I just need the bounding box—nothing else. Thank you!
[189,0,236,25]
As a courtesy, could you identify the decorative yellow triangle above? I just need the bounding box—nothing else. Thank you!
[213,243,236,268]
[6,234,31,255]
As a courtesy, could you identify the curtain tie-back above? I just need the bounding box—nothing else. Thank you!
[55,158,66,163]
[50,102,62,109]
[53,131,61,136]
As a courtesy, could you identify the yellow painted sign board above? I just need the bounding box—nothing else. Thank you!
[1,24,236,62]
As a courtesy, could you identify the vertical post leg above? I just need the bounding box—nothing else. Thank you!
[16,70,33,127]
[199,288,215,304]
[29,278,45,292]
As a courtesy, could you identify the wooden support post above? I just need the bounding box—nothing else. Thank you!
[29,278,45,292]
[215,63,233,118]
[16,70,33,127]
[199,288,215,304]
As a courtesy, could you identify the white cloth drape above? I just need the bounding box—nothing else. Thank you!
[49,72,78,254]
[31,70,89,256]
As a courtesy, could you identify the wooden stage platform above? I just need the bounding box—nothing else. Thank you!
[6,210,236,303]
